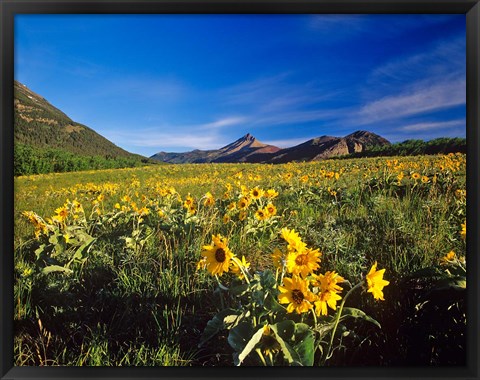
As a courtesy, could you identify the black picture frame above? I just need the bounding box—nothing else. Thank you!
[1,1,479,379]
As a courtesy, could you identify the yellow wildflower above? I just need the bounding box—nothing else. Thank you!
[201,234,234,276]
[278,275,316,314]
[285,247,321,278]
[280,228,307,253]
[366,262,390,301]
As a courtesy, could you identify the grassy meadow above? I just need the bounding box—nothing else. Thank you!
[14,154,466,366]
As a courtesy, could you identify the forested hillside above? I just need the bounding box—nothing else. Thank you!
[14,81,152,175]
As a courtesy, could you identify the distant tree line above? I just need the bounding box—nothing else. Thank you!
[14,143,152,176]
[334,137,466,160]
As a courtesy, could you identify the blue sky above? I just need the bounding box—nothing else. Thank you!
[15,14,466,156]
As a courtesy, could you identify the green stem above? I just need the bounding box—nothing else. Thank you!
[324,281,363,363]
[231,256,251,285]
[311,306,318,327]
[215,275,229,291]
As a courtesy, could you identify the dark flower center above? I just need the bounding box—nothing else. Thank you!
[215,248,226,263]
[292,289,304,304]
[295,254,309,266]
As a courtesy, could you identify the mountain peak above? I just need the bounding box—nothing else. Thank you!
[346,130,390,146]
[219,133,266,153]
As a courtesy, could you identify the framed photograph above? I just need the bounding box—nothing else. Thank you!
[1,1,478,379]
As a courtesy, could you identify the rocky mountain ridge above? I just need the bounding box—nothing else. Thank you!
[150,130,391,164]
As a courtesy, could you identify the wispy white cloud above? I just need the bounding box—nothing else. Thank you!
[102,116,246,151]
[222,74,340,112]
[357,78,465,124]
[219,73,345,129]
[368,34,465,86]
[250,109,340,127]
[399,119,465,132]
[121,133,222,150]
[198,116,248,130]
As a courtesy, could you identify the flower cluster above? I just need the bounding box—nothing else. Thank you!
[274,228,389,316]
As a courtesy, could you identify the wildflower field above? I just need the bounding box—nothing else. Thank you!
[14,154,466,366]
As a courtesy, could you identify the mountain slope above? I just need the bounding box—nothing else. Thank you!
[14,80,143,160]
[150,134,281,164]
[150,131,391,164]
[261,130,391,163]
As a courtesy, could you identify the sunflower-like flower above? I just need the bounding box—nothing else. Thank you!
[259,325,281,356]
[265,189,279,199]
[250,187,264,200]
[52,205,69,223]
[312,271,344,316]
[285,247,321,278]
[366,262,390,301]
[22,211,49,238]
[201,234,234,276]
[255,209,267,221]
[203,192,215,207]
[440,250,457,265]
[237,196,250,210]
[278,275,316,314]
[265,203,277,217]
[187,204,196,215]
[280,228,307,253]
[314,289,342,316]
[183,194,195,209]
[313,271,344,293]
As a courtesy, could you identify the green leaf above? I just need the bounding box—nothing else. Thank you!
[73,235,95,260]
[260,269,276,290]
[224,310,250,329]
[294,322,310,335]
[199,308,239,347]
[48,234,59,245]
[230,283,249,297]
[293,323,315,366]
[34,244,46,259]
[41,265,73,275]
[228,322,255,353]
[273,319,295,340]
[270,323,300,365]
[264,293,286,314]
[341,307,381,328]
[236,325,265,366]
